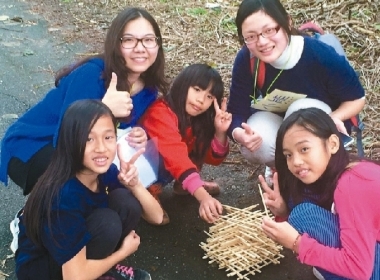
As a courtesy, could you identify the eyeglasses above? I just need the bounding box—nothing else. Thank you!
[120,36,159,49]
[243,26,281,44]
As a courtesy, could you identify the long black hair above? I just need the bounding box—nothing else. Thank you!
[275,108,349,210]
[23,99,117,247]
[56,7,168,94]
[165,64,224,162]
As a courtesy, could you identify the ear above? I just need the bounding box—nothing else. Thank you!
[288,15,293,29]
[328,134,340,154]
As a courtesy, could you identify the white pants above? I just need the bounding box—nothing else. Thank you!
[240,98,332,165]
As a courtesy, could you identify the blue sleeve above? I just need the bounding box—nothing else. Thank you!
[53,59,106,145]
[227,47,254,138]
[312,39,365,102]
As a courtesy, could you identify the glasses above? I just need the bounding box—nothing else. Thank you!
[243,26,281,44]
[120,36,159,49]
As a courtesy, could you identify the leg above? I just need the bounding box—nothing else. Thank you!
[8,143,54,195]
[108,188,143,237]
[288,203,349,280]
[86,208,122,259]
[284,98,332,119]
[240,111,283,165]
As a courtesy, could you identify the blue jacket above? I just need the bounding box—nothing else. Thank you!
[0,58,157,185]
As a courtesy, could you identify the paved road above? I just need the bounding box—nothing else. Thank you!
[0,0,315,279]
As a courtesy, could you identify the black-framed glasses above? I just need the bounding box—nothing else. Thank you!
[120,36,159,49]
[243,26,281,44]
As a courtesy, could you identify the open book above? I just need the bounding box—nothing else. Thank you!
[113,128,159,188]
[251,89,306,113]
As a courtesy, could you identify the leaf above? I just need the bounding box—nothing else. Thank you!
[375,24,380,31]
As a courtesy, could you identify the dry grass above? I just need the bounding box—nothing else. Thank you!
[29,0,380,157]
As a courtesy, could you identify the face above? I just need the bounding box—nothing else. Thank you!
[241,10,289,63]
[120,17,159,77]
[282,125,339,184]
[185,85,215,117]
[81,115,117,177]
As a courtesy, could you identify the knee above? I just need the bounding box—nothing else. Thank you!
[109,188,143,218]
[285,99,332,119]
[87,208,122,244]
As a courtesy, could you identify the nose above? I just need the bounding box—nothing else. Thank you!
[196,93,206,104]
[292,153,303,166]
[95,139,107,152]
[256,34,269,46]
[134,40,145,51]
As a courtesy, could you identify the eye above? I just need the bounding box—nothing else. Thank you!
[301,147,309,153]
[193,86,201,92]
[87,137,94,142]
[144,37,156,42]
[264,28,276,35]
[122,37,134,43]
[284,153,291,159]
[207,94,214,100]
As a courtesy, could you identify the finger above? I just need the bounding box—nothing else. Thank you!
[128,147,145,164]
[241,122,253,135]
[258,175,273,194]
[213,98,220,112]
[272,172,280,194]
[109,72,118,91]
[117,143,127,163]
[220,97,227,111]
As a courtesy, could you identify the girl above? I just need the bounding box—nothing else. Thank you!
[260,108,379,280]
[140,64,232,224]
[227,0,365,181]
[0,7,168,196]
[16,100,163,280]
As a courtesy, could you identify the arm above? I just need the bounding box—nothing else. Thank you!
[116,146,164,225]
[62,233,139,280]
[298,170,378,279]
[227,47,255,139]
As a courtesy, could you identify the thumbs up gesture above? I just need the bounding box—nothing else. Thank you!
[102,72,133,118]
[232,122,263,152]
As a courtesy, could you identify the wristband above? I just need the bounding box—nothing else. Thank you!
[292,234,301,254]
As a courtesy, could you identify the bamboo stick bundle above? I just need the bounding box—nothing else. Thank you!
[200,204,284,279]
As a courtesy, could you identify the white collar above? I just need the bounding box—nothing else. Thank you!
[270,35,304,70]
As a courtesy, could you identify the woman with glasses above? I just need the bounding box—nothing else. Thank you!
[0,8,168,217]
[227,0,365,182]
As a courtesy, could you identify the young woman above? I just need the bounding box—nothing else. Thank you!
[140,64,232,224]
[16,99,163,280]
[260,108,379,280]
[227,0,365,177]
[0,7,168,196]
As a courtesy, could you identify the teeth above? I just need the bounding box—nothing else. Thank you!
[298,169,308,175]
[94,157,107,162]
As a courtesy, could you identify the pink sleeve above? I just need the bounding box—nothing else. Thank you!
[182,172,204,195]
[211,137,229,156]
[297,168,379,279]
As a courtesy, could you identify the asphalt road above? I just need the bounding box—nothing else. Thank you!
[0,0,315,279]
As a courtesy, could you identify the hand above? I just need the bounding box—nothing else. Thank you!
[118,230,141,257]
[117,144,145,188]
[214,98,232,136]
[330,115,348,135]
[195,188,223,223]
[232,123,262,152]
[261,217,300,251]
[126,127,148,149]
[258,172,288,217]
[102,72,133,118]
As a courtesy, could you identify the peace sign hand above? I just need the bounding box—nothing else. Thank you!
[258,172,288,217]
[117,143,145,189]
[214,98,232,136]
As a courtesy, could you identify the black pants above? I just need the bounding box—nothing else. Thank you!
[8,143,54,195]
[17,188,142,280]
